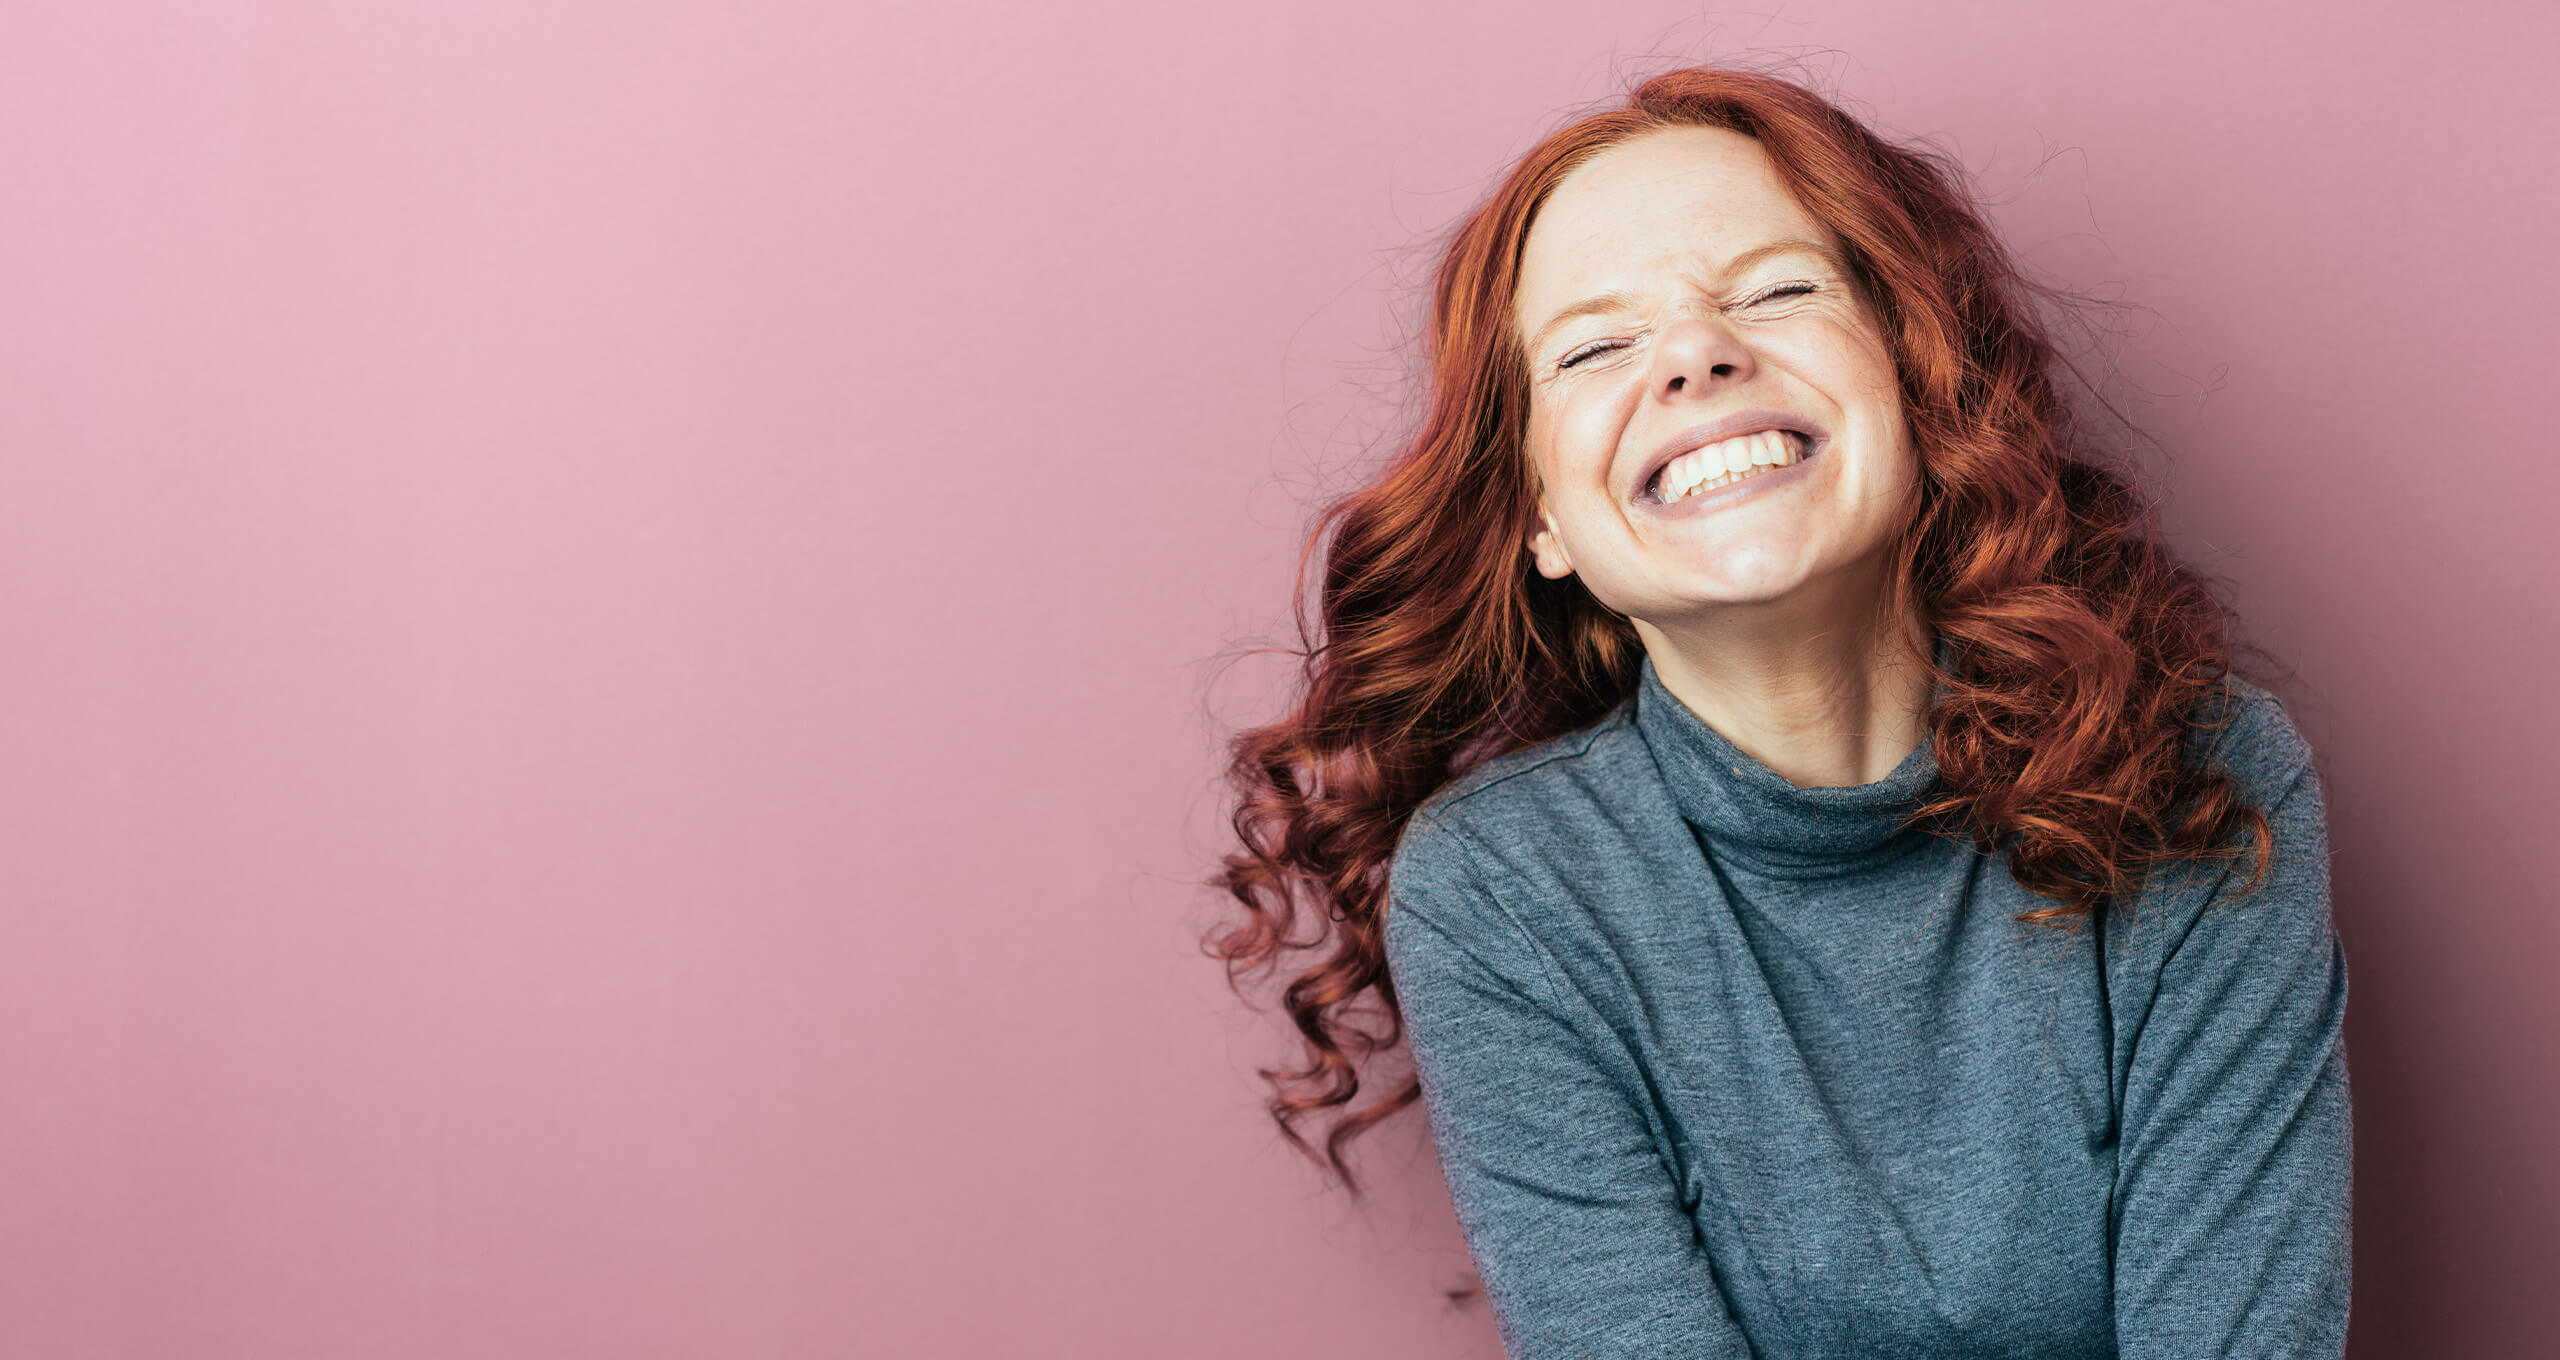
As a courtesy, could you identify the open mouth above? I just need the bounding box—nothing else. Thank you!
[1643,429,1818,504]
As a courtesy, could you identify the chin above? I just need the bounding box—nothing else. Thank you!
[1613,580,1802,624]
[1659,562,1808,607]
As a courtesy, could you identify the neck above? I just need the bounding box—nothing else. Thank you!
[1631,572,1935,791]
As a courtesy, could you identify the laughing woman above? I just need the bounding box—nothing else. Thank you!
[1210,65,2351,1359]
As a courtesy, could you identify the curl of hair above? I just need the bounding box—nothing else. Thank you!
[1205,64,2280,1197]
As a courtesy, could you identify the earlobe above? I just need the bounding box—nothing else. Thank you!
[1526,516,1575,581]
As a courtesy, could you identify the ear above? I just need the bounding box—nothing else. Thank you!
[1526,501,1576,580]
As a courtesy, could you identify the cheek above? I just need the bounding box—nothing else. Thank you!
[1523,406,1592,494]
[1548,386,1632,477]
[1521,431,1575,519]
[1823,319,1903,406]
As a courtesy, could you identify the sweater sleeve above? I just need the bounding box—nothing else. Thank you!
[2112,743,2354,1358]
[1384,820,1753,1360]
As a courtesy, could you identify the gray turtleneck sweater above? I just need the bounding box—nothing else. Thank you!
[1383,653,2351,1359]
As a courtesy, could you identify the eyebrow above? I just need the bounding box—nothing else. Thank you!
[1524,237,1846,355]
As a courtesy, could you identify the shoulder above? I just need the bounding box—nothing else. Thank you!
[2123,671,2335,961]
[1389,702,1647,890]
[1382,709,1644,1008]
[2183,671,2318,810]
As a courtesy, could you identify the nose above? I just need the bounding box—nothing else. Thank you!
[1650,311,1754,400]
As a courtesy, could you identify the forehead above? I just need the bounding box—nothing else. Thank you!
[1515,126,1826,326]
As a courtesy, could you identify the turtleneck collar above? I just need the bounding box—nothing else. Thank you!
[1633,631,1957,876]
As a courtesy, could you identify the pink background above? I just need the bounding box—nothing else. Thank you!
[2,2,2552,1356]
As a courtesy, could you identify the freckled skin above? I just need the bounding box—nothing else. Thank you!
[1515,126,1920,633]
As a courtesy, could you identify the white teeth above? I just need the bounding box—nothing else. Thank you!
[1657,430,1803,503]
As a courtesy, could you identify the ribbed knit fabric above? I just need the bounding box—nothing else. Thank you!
[1383,646,2352,1359]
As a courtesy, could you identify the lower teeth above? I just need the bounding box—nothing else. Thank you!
[1680,464,1773,500]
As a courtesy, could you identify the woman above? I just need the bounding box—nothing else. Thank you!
[1211,66,2350,1359]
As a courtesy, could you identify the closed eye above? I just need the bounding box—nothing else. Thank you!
[1556,338,1627,371]
[1750,281,1818,305]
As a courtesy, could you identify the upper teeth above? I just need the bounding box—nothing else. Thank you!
[1656,430,1802,502]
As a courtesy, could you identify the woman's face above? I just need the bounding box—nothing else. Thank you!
[1511,125,1919,628]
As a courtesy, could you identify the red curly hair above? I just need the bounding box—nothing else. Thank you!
[1209,64,2279,1196]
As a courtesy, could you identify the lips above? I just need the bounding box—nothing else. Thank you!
[1634,410,1828,503]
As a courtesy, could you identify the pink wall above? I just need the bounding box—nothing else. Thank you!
[1,2,2550,1355]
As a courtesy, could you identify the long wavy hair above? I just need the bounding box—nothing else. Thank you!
[1208,64,2281,1196]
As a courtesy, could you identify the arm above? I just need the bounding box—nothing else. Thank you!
[1385,823,1753,1360]
[2112,754,2354,1358]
